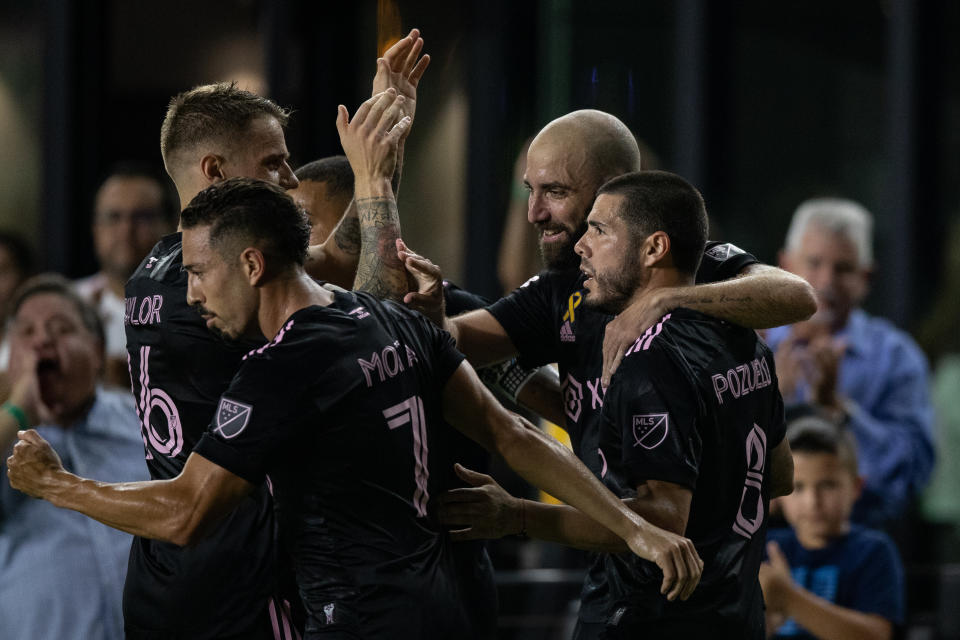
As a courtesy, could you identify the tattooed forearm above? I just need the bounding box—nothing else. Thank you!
[353,196,407,302]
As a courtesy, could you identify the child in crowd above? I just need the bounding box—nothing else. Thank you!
[760,415,905,639]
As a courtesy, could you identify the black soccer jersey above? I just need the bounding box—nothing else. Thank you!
[597,308,785,637]
[486,241,757,624]
[193,290,482,639]
[123,233,285,638]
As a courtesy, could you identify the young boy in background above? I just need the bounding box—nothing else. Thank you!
[760,415,905,639]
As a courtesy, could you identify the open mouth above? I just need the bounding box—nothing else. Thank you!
[540,228,568,244]
[37,357,60,375]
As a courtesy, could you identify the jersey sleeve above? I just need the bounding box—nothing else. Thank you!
[422,313,467,386]
[486,272,560,368]
[848,532,906,623]
[696,241,759,284]
[602,348,702,490]
[194,327,347,484]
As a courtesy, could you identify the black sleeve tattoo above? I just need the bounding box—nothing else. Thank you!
[333,205,361,256]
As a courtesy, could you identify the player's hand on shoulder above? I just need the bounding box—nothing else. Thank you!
[397,238,446,326]
[625,521,703,602]
[602,288,670,387]
[436,464,522,540]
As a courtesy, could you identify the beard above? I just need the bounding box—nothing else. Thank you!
[582,254,645,315]
[537,219,588,271]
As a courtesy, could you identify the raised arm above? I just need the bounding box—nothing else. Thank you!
[441,361,703,601]
[336,90,410,300]
[7,430,251,547]
[602,263,817,385]
[305,29,429,289]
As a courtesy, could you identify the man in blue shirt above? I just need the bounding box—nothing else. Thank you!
[765,197,934,525]
[0,274,147,640]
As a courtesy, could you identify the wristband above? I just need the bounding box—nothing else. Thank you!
[477,358,539,402]
[2,402,30,430]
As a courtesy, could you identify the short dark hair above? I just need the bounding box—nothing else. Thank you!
[180,178,310,269]
[0,231,36,278]
[786,415,859,475]
[596,170,708,276]
[9,273,106,348]
[160,82,291,167]
[96,160,180,223]
[294,155,354,199]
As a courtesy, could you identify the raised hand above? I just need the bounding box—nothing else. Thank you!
[335,89,411,188]
[7,429,65,500]
[437,464,523,540]
[371,28,430,138]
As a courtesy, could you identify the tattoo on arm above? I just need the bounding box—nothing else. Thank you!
[353,196,407,301]
[391,140,404,197]
[333,203,361,256]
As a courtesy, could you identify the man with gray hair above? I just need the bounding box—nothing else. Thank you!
[766,197,934,526]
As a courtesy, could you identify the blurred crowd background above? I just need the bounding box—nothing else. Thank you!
[1,0,959,638]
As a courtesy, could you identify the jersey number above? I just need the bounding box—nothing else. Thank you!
[383,396,429,517]
[732,423,766,539]
[130,345,184,459]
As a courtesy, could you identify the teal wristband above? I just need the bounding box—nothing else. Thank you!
[2,402,29,430]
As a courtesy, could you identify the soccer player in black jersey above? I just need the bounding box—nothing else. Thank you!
[121,30,429,639]
[388,109,813,639]
[438,171,795,639]
[8,177,704,639]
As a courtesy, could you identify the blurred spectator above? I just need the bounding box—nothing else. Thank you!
[290,155,354,245]
[0,274,147,639]
[75,163,178,386]
[917,217,960,556]
[761,415,904,639]
[0,231,35,319]
[0,231,36,375]
[765,198,934,526]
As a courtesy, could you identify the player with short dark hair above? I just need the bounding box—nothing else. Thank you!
[8,176,704,639]
[114,30,430,640]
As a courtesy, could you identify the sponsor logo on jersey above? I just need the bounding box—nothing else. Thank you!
[704,242,745,262]
[348,306,370,319]
[632,413,669,449]
[214,398,253,439]
[560,320,575,342]
[561,373,584,422]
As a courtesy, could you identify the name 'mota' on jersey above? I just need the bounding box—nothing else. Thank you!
[598,308,785,631]
[486,241,757,624]
[122,233,280,638]
[193,290,481,639]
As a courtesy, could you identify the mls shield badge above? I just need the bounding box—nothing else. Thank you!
[632,413,669,449]
[214,398,253,439]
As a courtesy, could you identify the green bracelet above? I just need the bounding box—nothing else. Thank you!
[2,402,30,430]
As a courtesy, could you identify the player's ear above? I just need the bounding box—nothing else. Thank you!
[643,230,671,266]
[200,154,227,184]
[240,247,266,286]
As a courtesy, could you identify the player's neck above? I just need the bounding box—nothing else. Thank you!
[257,271,333,338]
[625,269,693,310]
